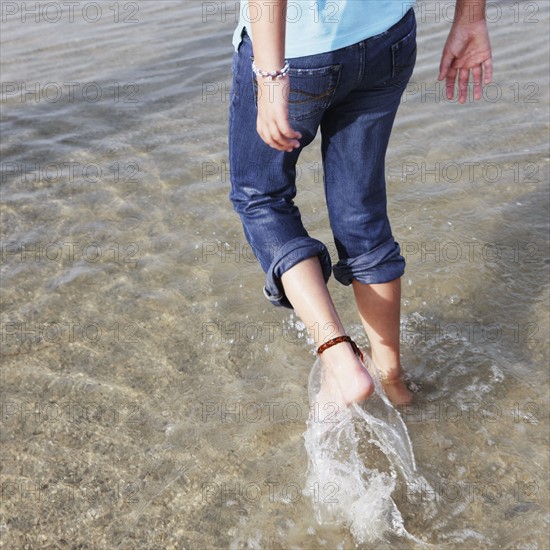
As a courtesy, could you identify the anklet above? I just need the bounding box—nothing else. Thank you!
[317,335,364,362]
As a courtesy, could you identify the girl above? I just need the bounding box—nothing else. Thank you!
[228,0,492,407]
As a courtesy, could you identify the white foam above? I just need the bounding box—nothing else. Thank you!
[303,356,433,545]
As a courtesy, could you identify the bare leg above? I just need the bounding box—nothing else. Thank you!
[281,256,374,406]
[352,278,413,405]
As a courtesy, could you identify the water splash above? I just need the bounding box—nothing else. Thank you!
[303,355,432,545]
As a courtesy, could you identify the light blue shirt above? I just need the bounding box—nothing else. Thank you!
[233,0,417,58]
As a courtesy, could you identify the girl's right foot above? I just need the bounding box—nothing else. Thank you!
[380,373,414,406]
[368,357,413,406]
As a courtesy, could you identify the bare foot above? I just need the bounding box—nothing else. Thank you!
[381,375,414,406]
[314,342,374,419]
[367,354,414,406]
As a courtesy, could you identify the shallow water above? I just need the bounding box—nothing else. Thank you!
[1,1,549,548]
[303,357,426,546]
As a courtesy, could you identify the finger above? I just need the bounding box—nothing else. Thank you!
[266,127,290,151]
[257,122,287,152]
[471,65,483,100]
[278,120,302,144]
[445,66,458,100]
[269,121,298,152]
[457,67,470,104]
[483,57,493,84]
[258,115,300,152]
[263,118,300,152]
[283,127,302,140]
[438,51,453,81]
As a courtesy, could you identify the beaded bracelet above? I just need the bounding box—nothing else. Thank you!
[252,60,290,80]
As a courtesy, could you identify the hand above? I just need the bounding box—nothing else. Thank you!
[256,75,302,152]
[438,19,493,103]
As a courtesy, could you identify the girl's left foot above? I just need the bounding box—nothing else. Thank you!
[314,337,374,417]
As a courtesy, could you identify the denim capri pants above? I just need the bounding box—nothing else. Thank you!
[229,8,417,309]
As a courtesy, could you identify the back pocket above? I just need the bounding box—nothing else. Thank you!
[391,26,417,78]
[252,61,341,121]
[286,64,341,120]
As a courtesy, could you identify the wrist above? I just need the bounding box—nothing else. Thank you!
[453,0,486,24]
[252,59,290,80]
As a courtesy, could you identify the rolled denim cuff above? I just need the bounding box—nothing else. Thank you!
[333,238,405,285]
[264,237,332,309]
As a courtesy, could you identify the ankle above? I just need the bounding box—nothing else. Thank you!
[317,335,364,362]
[370,352,402,378]
[320,342,360,370]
